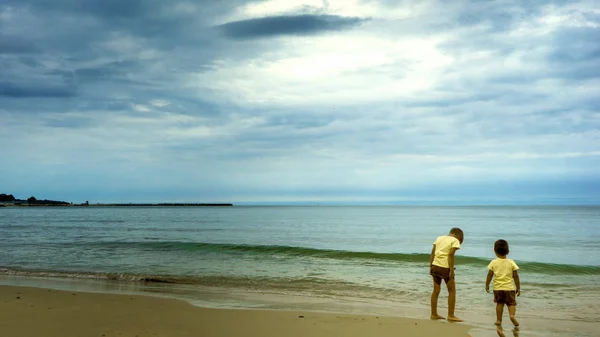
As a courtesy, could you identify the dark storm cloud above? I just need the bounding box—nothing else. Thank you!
[72,60,149,84]
[0,55,77,98]
[0,0,282,117]
[0,81,76,98]
[2,0,245,43]
[0,35,38,54]
[547,26,600,80]
[217,14,368,39]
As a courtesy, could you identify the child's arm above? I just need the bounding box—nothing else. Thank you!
[448,247,458,278]
[429,244,436,267]
[513,270,520,296]
[485,270,493,293]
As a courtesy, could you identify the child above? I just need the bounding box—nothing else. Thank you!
[430,227,464,322]
[486,239,521,327]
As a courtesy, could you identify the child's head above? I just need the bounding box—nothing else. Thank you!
[449,227,464,244]
[494,239,510,256]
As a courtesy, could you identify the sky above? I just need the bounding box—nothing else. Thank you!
[1,0,599,204]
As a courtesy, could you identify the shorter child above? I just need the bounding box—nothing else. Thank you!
[486,239,521,327]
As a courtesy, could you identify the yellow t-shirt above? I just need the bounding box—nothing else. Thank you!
[432,235,461,268]
[488,258,519,291]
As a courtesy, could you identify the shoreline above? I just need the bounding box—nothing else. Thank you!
[0,284,472,337]
[2,275,599,337]
[0,203,234,207]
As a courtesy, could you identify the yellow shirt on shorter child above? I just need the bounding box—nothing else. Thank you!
[488,258,519,291]
[432,235,461,268]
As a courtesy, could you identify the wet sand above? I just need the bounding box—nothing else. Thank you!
[0,285,472,337]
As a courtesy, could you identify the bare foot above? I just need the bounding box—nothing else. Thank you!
[448,316,463,322]
[510,316,519,327]
[494,320,502,326]
[496,326,506,337]
[430,314,445,320]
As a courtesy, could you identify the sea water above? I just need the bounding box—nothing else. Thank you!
[1,206,599,335]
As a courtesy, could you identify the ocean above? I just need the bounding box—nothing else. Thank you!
[1,205,599,336]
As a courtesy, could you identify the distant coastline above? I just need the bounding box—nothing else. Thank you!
[77,203,234,207]
[0,193,233,207]
[1,203,234,207]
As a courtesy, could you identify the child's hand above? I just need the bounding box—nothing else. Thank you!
[485,287,490,293]
[517,289,521,296]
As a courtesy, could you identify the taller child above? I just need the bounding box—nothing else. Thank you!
[430,227,464,322]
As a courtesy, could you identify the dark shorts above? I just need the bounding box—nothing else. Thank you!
[493,290,517,306]
[430,265,451,285]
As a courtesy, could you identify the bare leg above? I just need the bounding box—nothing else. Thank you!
[430,280,445,320]
[508,305,519,326]
[495,303,504,325]
[446,278,463,322]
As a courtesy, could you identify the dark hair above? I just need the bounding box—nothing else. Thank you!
[494,239,510,256]
[449,228,464,243]
[449,227,463,237]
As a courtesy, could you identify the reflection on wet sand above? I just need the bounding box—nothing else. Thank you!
[496,325,519,337]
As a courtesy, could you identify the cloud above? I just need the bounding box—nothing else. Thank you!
[150,99,170,107]
[0,81,77,98]
[131,104,151,112]
[44,115,95,129]
[0,0,599,203]
[0,35,38,54]
[217,14,368,39]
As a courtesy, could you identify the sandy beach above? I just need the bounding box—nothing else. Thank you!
[0,285,472,337]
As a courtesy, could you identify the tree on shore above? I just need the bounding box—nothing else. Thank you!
[1,193,70,205]
[0,194,16,202]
